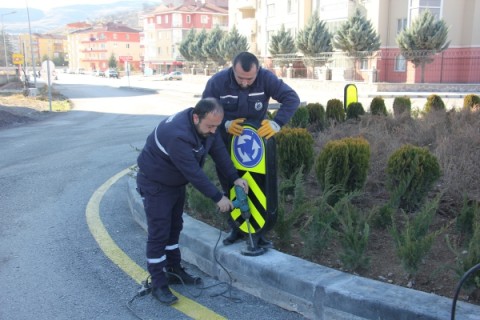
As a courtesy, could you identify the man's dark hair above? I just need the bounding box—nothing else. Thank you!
[193,98,223,120]
[232,52,259,72]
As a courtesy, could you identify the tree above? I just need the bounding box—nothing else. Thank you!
[296,12,332,77]
[108,53,117,69]
[396,10,450,83]
[218,25,249,64]
[333,9,381,54]
[269,24,297,68]
[191,29,208,64]
[333,9,380,80]
[179,29,197,62]
[202,25,226,67]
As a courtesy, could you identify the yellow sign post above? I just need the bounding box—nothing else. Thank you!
[12,53,24,65]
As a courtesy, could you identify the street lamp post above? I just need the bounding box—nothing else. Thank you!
[1,11,16,83]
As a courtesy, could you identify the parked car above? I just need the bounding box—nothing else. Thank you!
[107,69,119,78]
[162,71,183,80]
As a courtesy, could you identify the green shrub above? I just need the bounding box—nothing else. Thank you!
[393,96,412,118]
[463,94,480,110]
[346,102,365,120]
[390,196,443,277]
[386,144,441,211]
[370,96,388,116]
[424,94,446,113]
[305,102,326,130]
[315,137,370,202]
[288,106,310,128]
[276,128,314,179]
[326,98,345,123]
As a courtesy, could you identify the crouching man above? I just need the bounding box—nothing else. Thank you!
[136,98,248,305]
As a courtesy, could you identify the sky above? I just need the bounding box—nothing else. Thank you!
[0,0,131,11]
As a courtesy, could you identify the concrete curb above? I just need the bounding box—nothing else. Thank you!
[126,176,480,320]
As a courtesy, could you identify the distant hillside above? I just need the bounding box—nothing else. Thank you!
[1,1,162,34]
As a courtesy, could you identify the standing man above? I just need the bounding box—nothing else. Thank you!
[202,51,300,246]
[136,98,248,305]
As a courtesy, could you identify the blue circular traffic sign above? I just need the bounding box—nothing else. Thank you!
[232,128,264,168]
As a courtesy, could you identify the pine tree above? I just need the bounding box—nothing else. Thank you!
[191,29,208,64]
[219,25,249,63]
[269,24,296,56]
[296,12,332,75]
[202,25,226,67]
[333,9,380,54]
[108,53,117,69]
[396,10,450,83]
[179,29,196,62]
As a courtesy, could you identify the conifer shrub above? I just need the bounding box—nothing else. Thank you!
[288,106,310,128]
[424,94,446,113]
[393,96,412,118]
[276,128,314,179]
[326,98,345,123]
[346,102,365,120]
[386,144,441,211]
[463,94,480,110]
[315,137,370,202]
[370,96,388,116]
[305,102,326,130]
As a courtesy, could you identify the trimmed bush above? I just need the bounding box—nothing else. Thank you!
[463,94,480,110]
[386,144,441,211]
[393,96,412,118]
[315,137,370,201]
[288,106,310,128]
[326,98,345,123]
[370,96,388,116]
[424,94,446,113]
[305,102,326,130]
[276,127,315,179]
[346,102,365,120]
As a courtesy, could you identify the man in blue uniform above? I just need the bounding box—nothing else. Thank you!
[136,98,248,305]
[202,52,300,246]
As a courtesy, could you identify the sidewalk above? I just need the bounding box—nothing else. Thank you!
[126,176,480,320]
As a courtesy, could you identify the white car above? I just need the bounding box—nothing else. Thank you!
[162,71,183,80]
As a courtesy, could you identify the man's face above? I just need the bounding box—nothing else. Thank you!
[233,63,258,89]
[193,112,223,138]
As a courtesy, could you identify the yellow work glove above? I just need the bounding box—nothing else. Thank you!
[258,120,280,139]
[225,118,245,136]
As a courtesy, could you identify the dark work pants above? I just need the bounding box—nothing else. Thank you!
[137,173,184,289]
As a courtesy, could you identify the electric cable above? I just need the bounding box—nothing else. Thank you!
[450,262,480,320]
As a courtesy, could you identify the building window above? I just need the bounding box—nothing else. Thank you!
[156,16,162,24]
[186,15,191,23]
[201,15,209,24]
[394,55,406,72]
[113,33,118,40]
[126,34,130,40]
[267,4,275,17]
[408,0,442,23]
[360,58,369,70]
[397,18,407,34]
[126,44,130,48]
[157,47,161,55]
[287,0,297,13]
[165,15,169,23]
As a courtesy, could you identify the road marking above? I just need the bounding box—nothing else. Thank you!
[86,168,226,319]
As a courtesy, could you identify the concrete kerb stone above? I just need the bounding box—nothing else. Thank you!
[126,175,480,320]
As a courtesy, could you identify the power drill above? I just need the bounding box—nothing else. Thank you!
[232,185,250,219]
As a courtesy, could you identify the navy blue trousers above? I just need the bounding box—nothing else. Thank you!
[137,173,184,289]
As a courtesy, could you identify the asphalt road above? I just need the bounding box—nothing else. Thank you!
[0,74,306,320]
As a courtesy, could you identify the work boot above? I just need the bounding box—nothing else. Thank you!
[152,286,178,305]
[166,265,202,285]
[223,227,245,245]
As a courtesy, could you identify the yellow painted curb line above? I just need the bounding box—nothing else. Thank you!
[86,168,226,320]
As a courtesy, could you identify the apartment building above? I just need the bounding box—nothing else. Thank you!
[141,0,228,74]
[67,22,142,73]
[230,0,480,83]
[18,33,67,69]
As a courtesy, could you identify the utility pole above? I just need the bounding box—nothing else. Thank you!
[1,11,16,83]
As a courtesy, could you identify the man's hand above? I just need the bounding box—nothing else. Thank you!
[258,120,280,139]
[216,196,233,212]
[225,118,245,136]
[233,178,249,194]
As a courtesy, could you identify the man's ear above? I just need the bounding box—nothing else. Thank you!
[193,114,199,125]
